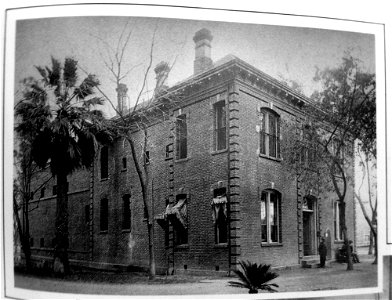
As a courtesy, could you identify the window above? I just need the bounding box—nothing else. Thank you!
[40,237,45,248]
[40,188,45,198]
[85,204,90,224]
[261,190,281,243]
[100,146,109,179]
[176,115,187,159]
[122,194,131,230]
[213,188,228,244]
[29,238,34,247]
[144,151,150,165]
[52,185,57,195]
[334,201,343,241]
[122,157,127,169]
[260,109,281,158]
[100,198,108,232]
[165,144,173,159]
[174,194,188,245]
[214,101,227,151]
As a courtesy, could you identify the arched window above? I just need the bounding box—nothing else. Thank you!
[260,109,281,158]
[100,146,109,179]
[261,190,282,244]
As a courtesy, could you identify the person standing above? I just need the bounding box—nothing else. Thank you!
[318,237,327,268]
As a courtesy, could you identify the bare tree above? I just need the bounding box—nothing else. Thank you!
[91,21,185,279]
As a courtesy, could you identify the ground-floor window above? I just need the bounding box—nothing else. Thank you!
[334,201,343,241]
[212,187,227,244]
[100,198,108,232]
[261,190,281,244]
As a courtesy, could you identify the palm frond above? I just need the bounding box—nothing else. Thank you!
[63,58,78,88]
[74,74,100,99]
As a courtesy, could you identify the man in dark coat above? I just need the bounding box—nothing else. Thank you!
[318,237,327,268]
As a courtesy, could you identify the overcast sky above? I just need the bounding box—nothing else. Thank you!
[15,16,375,117]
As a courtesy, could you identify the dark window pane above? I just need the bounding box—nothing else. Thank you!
[100,146,109,179]
[214,101,226,151]
[122,195,131,230]
[100,198,108,231]
[176,115,187,159]
[40,188,45,198]
[40,237,44,248]
[122,157,127,169]
[85,204,90,224]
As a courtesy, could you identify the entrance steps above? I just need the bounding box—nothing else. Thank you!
[301,255,330,268]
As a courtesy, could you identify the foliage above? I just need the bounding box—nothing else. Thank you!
[228,260,279,293]
[15,56,111,273]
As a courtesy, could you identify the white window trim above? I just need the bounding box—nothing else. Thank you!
[261,190,281,244]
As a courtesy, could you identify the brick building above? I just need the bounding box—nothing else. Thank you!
[26,28,355,274]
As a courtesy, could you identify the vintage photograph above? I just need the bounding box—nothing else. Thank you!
[4,3,386,298]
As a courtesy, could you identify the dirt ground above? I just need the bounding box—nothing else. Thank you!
[12,249,379,297]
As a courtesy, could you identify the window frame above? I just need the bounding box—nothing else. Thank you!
[100,198,109,232]
[260,190,282,244]
[213,188,228,245]
[100,146,109,180]
[174,194,188,246]
[122,194,131,231]
[176,114,188,160]
[334,201,344,242]
[213,100,227,152]
[259,109,281,159]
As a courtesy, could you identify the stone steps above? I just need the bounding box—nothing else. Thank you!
[301,256,330,268]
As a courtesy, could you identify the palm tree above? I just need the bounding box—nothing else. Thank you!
[15,57,110,274]
[228,260,279,293]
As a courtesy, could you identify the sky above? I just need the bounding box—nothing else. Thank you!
[14,16,375,117]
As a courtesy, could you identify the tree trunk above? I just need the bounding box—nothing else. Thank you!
[373,232,378,265]
[127,136,156,279]
[368,230,373,255]
[53,172,69,274]
[14,196,32,270]
[340,201,354,270]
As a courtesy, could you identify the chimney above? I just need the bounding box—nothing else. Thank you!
[154,61,170,95]
[193,28,213,75]
[116,83,128,114]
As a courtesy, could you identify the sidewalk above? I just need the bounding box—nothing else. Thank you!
[13,253,378,296]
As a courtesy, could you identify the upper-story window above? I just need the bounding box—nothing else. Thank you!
[260,109,281,159]
[100,146,109,179]
[214,101,227,151]
[176,114,187,159]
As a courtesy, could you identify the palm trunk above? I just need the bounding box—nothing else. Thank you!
[53,172,69,274]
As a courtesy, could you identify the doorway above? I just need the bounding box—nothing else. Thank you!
[302,196,317,256]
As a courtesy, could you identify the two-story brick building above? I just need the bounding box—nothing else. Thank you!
[26,28,355,274]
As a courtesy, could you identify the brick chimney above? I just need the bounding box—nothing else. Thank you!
[116,83,128,114]
[154,61,170,94]
[193,28,213,75]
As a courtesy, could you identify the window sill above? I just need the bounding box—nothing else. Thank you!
[260,243,283,247]
[121,168,127,172]
[211,148,227,155]
[175,244,189,250]
[175,157,190,163]
[100,230,108,234]
[122,229,131,233]
[259,154,282,162]
[334,240,344,244]
[100,178,109,182]
[214,243,228,248]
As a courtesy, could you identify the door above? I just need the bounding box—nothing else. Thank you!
[303,212,313,256]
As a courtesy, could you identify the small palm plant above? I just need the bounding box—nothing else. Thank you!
[228,260,279,293]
